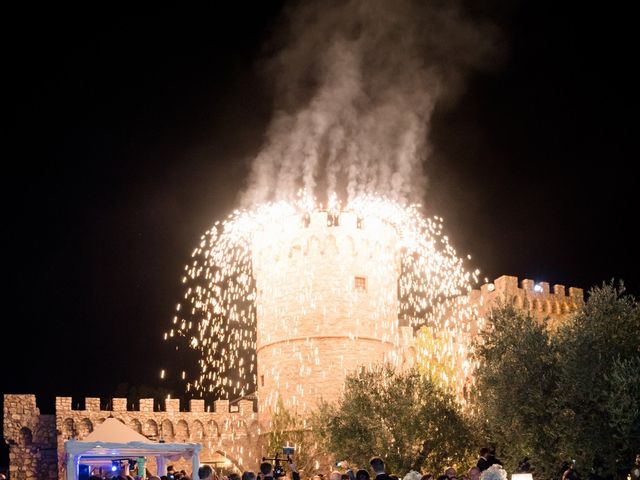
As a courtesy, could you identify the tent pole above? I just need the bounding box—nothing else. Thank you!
[191,452,200,480]
[66,455,77,480]
[157,456,167,476]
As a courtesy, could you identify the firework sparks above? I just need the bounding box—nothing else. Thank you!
[166,193,479,402]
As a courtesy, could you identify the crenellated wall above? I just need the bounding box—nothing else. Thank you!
[468,274,584,332]
[4,394,260,480]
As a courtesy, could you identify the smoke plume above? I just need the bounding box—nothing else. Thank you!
[242,0,500,207]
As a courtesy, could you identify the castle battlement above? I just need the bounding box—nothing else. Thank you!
[252,210,400,272]
[4,394,262,480]
[52,396,255,414]
[468,275,584,331]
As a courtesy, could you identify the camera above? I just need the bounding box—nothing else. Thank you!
[283,447,295,456]
[262,454,287,478]
[273,464,286,478]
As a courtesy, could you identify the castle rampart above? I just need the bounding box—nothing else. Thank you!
[468,274,584,332]
[4,394,259,480]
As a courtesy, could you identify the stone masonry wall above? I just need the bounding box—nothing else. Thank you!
[468,274,584,333]
[4,395,260,480]
[253,211,404,428]
[3,395,57,480]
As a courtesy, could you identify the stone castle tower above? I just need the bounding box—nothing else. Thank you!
[252,211,414,428]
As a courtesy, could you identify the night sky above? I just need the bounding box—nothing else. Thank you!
[1,0,636,445]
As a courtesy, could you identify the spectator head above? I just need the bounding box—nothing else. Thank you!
[228,474,240,480]
[331,471,342,480]
[260,463,273,476]
[161,476,169,480]
[467,467,480,480]
[444,468,456,479]
[242,472,256,480]
[199,466,214,480]
[421,475,433,480]
[356,470,371,480]
[436,475,449,480]
[369,457,386,475]
[479,448,489,458]
[402,471,422,480]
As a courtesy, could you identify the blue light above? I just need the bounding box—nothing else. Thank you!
[111,466,118,472]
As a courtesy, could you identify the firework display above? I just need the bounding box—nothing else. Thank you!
[166,193,479,408]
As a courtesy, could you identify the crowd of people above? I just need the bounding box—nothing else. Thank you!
[196,449,504,480]
[83,449,640,480]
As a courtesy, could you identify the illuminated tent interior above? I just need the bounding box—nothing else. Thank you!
[64,418,202,480]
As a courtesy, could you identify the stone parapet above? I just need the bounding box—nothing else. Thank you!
[5,393,261,480]
[469,274,585,332]
[45,396,256,413]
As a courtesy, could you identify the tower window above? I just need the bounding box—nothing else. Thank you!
[354,276,367,292]
[260,375,265,387]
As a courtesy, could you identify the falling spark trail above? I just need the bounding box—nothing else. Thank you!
[165,193,478,400]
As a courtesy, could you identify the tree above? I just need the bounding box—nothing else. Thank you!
[471,283,640,480]
[264,398,322,476]
[312,365,474,476]
[414,325,469,399]
[554,282,640,479]
[471,300,561,479]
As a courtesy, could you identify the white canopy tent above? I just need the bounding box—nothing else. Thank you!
[64,418,201,480]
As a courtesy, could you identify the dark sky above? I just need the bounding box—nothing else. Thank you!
[1,0,637,426]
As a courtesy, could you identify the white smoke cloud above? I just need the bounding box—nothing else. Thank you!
[242,0,500,207]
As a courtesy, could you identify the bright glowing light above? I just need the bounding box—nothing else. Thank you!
[534,284,543,293]
[167,193,479,399]
[512,475,533,480]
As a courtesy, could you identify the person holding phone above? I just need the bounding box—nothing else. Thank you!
[286,452,300,480]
